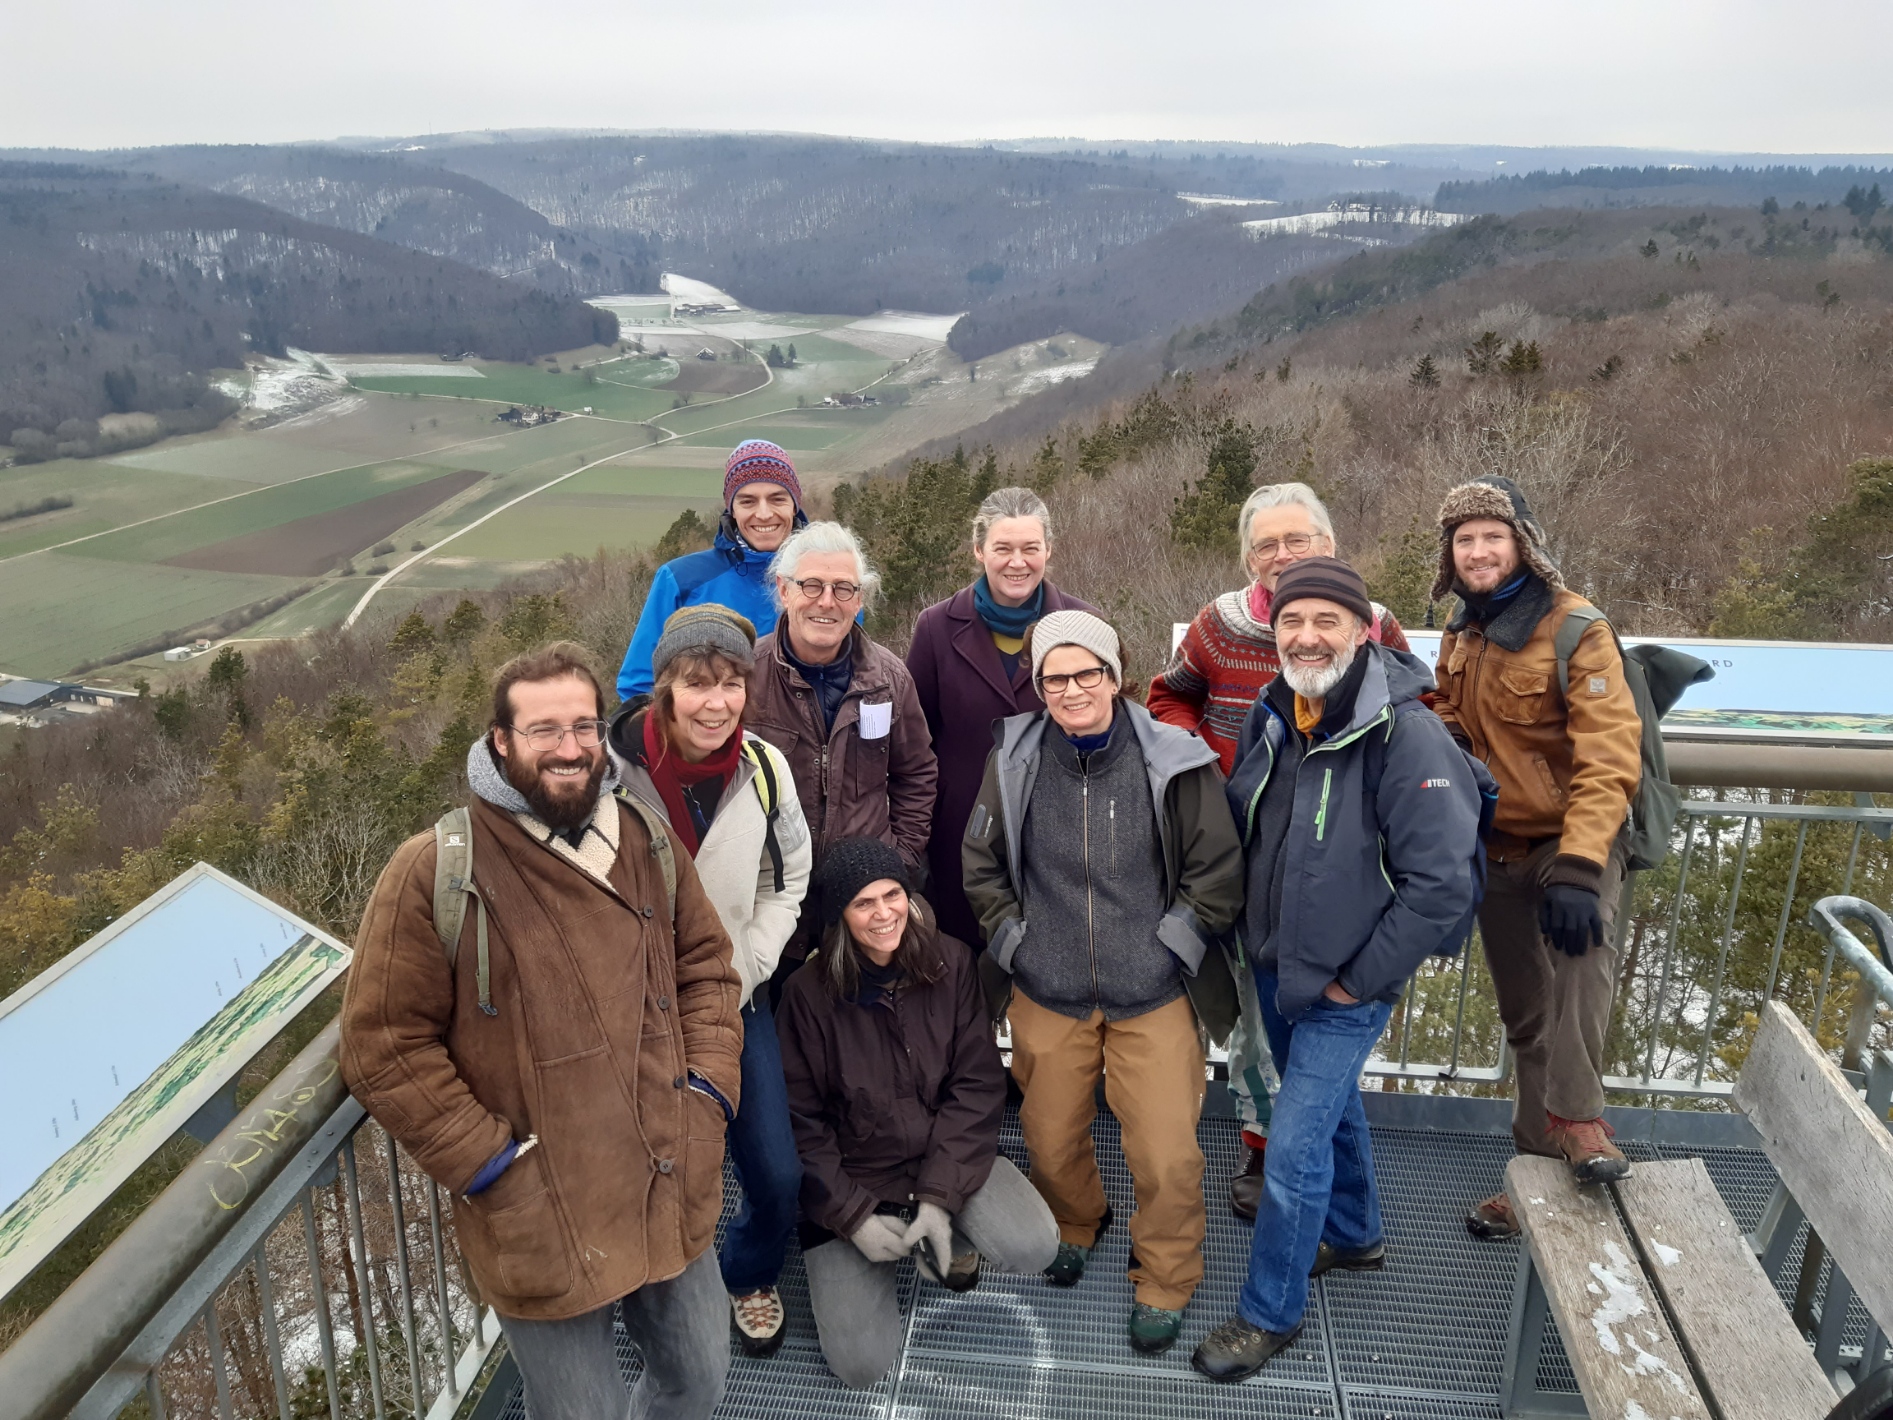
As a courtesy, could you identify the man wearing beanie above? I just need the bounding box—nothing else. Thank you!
[1194,558,1486,1382]
[616,440,808,700]
[1427,476,1643,1238]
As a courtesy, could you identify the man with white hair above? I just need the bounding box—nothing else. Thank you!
[1148,482,1409,1218]
[745,522,937,952]
[1193,558,1487,1383]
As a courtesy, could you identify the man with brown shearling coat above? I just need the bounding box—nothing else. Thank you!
[341,643,743,1420]
[1428,477,1643,1240]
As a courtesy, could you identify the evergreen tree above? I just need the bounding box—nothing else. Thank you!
[1409,353,1441,388]
[1170,420,1259,550]
[1465,331,1504,375]
[1499,340,1543,376]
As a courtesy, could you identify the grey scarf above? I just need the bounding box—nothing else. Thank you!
[466,736,617,832]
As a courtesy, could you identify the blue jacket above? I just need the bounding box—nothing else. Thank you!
[616,519,797,699]
[1226,643,1488,1021]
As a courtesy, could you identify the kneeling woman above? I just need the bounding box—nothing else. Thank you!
[962,610,1244,1355]
[777,838,1059,1389]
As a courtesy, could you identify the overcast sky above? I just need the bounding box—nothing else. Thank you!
[6,0,1891,155]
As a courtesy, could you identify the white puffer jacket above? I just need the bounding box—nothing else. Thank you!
[617,730,812,1007]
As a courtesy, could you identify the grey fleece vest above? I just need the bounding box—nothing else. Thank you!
[1015,724,1183,1021]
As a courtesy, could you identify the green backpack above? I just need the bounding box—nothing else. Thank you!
[1552,607,1713,873]
[432,795,678,1016]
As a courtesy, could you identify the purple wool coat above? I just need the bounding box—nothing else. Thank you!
[905,580,1096,947]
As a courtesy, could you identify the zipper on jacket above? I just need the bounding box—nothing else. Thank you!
[1108,798,1116,877]
[1315,766,1333,841]
[1082,774,1101,1006]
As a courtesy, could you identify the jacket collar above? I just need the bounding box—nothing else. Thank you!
[769,624,880,693]
[1447,572,1556,652]
[945,585,1026,702]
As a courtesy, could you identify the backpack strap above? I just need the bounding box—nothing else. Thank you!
[1553,605,1609,700]
[615,789,679,919]
[742,738,787,894]
[433,808,497,1016]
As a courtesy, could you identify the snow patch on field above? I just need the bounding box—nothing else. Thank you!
[841,311,963,342]
[661,273,743,308]
[1008,358,1100,393]
[323,360,486,379]
[1245,205,1465,241]
[688,321,811,341]
[1179,192,1280,208]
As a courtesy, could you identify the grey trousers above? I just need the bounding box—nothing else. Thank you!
[804,1156,1059,1388]
[501,1250,729,1420]
[1480,835,1628,1156]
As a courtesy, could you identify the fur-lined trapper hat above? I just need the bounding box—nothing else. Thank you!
[1432,474,1564,601]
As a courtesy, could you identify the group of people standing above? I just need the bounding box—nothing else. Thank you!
[340,435,1647,1416]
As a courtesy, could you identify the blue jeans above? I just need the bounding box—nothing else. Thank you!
[719,998,803,1292]
[1237,966,1393,1335]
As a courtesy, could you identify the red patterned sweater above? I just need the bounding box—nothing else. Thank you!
[1146,586,1409,775]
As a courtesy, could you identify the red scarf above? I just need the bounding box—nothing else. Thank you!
[641,710,743,856]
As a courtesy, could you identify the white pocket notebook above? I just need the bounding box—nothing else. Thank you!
[858,700,892,739]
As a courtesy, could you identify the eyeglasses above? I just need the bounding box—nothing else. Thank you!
[1251,532,1323,559]
[790,578,861,604]
[509,719,607,752]
[1037,666,1110,695]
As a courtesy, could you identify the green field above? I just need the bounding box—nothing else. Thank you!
[445,464,722,560]
[348,362,678,423]
[107,438,355,485]
[674,411,893,450]
[0,554,296,676]
[0,463,250,561]
[66,460,465,565]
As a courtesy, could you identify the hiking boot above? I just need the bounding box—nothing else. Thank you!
[1127,1303,1184,1354]
[1043,1205,1112,1287]
[1229,1140,1267,1222]
[1466,1191,1519,1239]
[1311,1239,1386,1279]
[919,1245,982,1293]
[1548,1114,1631,1184]
[1191,1316,1301,1381]
[729,1287,786,1357]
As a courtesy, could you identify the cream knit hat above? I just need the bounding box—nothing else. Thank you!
[1029,609,1123,685]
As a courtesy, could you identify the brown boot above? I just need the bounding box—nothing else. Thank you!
[1548,1114,1630,1185]
[1466,1191,1519,1239]
[1229,1140,1267,1221]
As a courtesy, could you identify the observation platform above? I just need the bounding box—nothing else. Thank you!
[483,1095,1803,1420]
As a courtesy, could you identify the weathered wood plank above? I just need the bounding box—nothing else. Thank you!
[1733,998,1893,1335]
[1616,1158,1835,1420]
[1506,1154,1711,1420]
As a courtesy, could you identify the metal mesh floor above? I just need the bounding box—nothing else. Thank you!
[494,1109,1780,1420]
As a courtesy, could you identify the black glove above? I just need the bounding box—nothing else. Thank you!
[1539,883,1603,957]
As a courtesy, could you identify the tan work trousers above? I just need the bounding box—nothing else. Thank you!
[1008,989,1205,1310]
[1479,835,1628,1157]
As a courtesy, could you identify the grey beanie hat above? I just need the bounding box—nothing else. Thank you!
[651,603,757,679]
[1029,609,1123,685]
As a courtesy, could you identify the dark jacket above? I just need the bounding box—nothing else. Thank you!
[1226,643,1487,1022]
[746,624,938,875]
[340,787,743,1320]
[906,580,1096,944]
[776,905,1003,1238]
[961,700,1244,1041]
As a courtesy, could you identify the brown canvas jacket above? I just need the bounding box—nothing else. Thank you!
[339,795,743,1321]
[775,905,1003,1238]
[1432,581,1642,878]
[746,625,938,872]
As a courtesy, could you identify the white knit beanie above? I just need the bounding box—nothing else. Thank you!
[1030,609,1123,685]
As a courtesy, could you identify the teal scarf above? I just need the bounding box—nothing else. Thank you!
[973,576,1045,638]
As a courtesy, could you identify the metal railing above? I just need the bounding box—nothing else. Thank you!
[0,1025,500,1420]
[1366,793,1893,1099]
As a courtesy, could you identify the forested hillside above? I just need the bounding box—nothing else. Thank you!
[0,162,617,445]
[99,146,660,295]
[1437,163,1893,216]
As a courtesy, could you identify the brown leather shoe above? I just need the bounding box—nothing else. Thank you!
[1466,1191,1519,1239]
[1548,1114,1631,1184]
[1229,1141,1267,1221]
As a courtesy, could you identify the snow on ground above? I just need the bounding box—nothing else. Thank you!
[319,359,485,378]
[691,321,813,341]
[232,351,357,423]
[840,311,964,342]
[1007,357,1101,394]
[1244,205,1466,239]
[822,326,936,359]
[660,273,743,308]
[1178,193,1280,207]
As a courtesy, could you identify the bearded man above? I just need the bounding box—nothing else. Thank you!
[342,642,743,1420]
[1192,558,1487,1383]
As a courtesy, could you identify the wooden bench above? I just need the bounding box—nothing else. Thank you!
[1500,1001,1893,1420]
